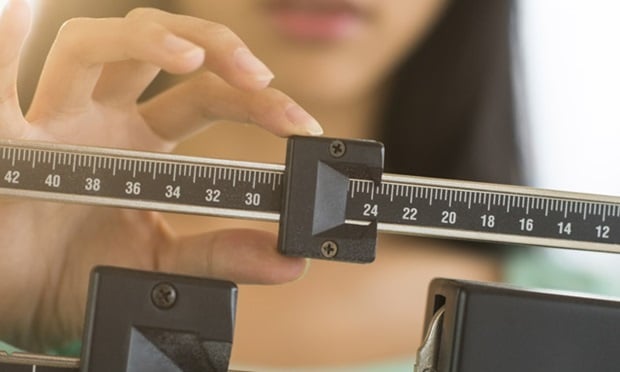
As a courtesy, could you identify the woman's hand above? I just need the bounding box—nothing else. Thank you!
[0,0,320,351]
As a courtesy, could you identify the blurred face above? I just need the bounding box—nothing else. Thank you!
[178,0,450,107]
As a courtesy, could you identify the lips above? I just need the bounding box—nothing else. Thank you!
[264,0,369,42]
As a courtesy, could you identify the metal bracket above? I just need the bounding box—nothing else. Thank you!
[278,136,384,263]
[80,266,237,372]
[414,307,444,372]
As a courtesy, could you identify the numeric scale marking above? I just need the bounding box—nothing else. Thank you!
[2,139,620,254]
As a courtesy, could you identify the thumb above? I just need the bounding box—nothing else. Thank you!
[162,228,309,284]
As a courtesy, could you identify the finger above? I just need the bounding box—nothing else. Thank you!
[91,60,161,106]
[32,8,276,115]
[0,0,31,134]
[126,8,274,91]
[139,71,323,142]
[28,17,205,118]
[161,229,309,285]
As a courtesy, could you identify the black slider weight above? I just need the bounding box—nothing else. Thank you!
[278,136,384,263]
[421,278,620,372]
[80,266,237,372]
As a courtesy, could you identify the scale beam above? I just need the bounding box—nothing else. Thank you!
[1,137,619,257]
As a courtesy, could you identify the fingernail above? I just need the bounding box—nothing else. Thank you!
[285,104,324,135]
[293,259,312,282]
[163,34,203,57]
[234,47,274,83]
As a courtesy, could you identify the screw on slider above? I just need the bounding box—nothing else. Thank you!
[151,282,177,310]
[328,140,346,158]
[320,240,339,258]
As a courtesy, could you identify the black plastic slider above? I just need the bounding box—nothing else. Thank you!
[278,136,384,263]
[80,266,237,372]
[421,278,620,372]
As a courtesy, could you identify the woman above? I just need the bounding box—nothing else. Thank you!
[1,0,520,370]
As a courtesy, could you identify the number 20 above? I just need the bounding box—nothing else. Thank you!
[441,211,456,224]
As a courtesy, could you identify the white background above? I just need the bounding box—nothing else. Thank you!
[519,0,620,276]
[520,0,620,194]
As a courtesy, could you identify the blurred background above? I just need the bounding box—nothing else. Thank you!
[509,0,620,295]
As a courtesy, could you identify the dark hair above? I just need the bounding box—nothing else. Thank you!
[380,0,523,184]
